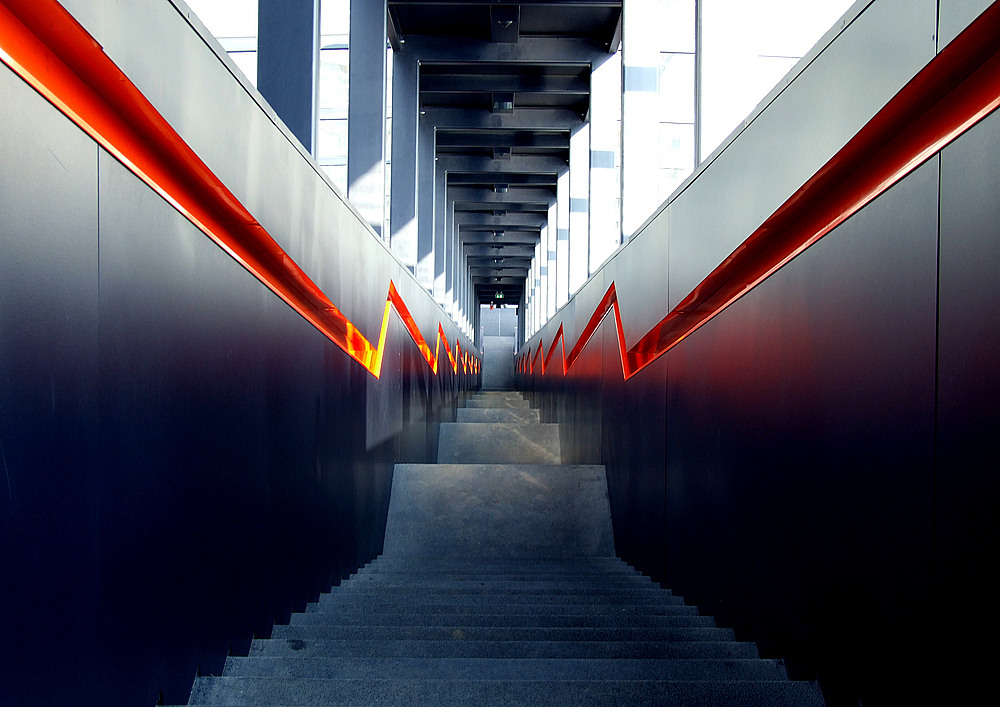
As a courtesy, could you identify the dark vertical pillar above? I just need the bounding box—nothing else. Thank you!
[257,0,319,153]
[348,0,388,236]
[390,51,419,274]
[419,116,438,295]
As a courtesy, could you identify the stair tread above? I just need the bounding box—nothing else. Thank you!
[315,595,688,608]
[247,639,763,659]
[436,424,561,464]
[269,625,735,641]
[175,386,824,706]
[290,613,708,627]
[186,676,825,707]
[305,603,695,616]
[457,408,540,423]
[221,656,787,681]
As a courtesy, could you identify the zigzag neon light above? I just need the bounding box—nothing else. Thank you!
[519,3,1000,382]
[0,0,477,380]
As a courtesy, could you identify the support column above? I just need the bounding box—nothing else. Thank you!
[257,0,319,153]
[419,116,440,295]
[556,170,570,308]
[568,123,590,296]
[438,158,451,308]
[589,52,622,269]
[538,224,549,327]
[531,240,545,331]
[348,0,387,236]
[390,51,419,271]
[622,0,661,237]
[547,199,558,319]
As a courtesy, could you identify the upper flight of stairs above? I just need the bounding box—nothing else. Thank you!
[177,390,825,706]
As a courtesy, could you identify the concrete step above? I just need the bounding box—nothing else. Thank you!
[470,391,526,402]
[288,613,715,629]
[347,575,653,588]
[382,465,613,558]
[336,578,659,591]
[361,557,634,572]
[437,423,560,463]
[356,566,639,579]
[269,625,736,642]
[307,602,691,618]
[325,584,669,597]
[221,656,789,681]
[314,593,687,608]
[247,639,762,660]
[186,677,825,706]
[464,397,532,410]
[457,407,540,423]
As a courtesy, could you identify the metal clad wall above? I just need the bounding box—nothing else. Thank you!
[0,2,475,706]
[664,158,938,704]
[518,1,996,703]
[0,61,102,703]
[936,108,1000,695]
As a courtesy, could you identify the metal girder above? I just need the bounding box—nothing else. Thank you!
[454,201,550,213]
[448,186,556,203]
[470,266,530,276]
[436,131,571,149]
[465,245,537,257]
[461,230,540,245]
[467,255,533,265]
[422,74,589,95]
[472,276,526,285]
[437,154,568,172]
[423,107,584,130]
[455,212,546,227]
[490,4,519,43]
[402,36,608,64]
[447,172,559,187]
[391,1,620,6]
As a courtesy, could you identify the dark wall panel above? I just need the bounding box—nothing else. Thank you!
[665,158,938,705]
[521,156,943,706]
[0,67,101,705]
[601,323,668,584]
[0,66,474,707]
[937,108,1000,698]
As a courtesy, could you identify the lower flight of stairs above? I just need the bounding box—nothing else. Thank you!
[176,391,825,706]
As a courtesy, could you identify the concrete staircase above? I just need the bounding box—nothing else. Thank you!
[178,390,825,706]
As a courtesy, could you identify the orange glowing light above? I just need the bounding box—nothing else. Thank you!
[0,0,476,380]
[518,3,1000,381]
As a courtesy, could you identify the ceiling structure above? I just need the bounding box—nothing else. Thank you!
[388,0,623,308]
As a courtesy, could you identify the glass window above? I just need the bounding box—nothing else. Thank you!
[658,122,694,202]
[226,51,257,86]
[658,122,694,171]
[185,0,257,39]
[186,0,258,85]
[319,47,349,117]
[659,0,696,53]
[658,52,695,124]
[699,0,856,159]
[321,0,351,36]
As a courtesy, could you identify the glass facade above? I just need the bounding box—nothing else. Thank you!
[318,0,350,191]
[185,0,258,84]
[700,0,856,158]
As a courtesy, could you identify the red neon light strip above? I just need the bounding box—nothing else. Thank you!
[519,3,1000,381]
[0,0,476,379]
